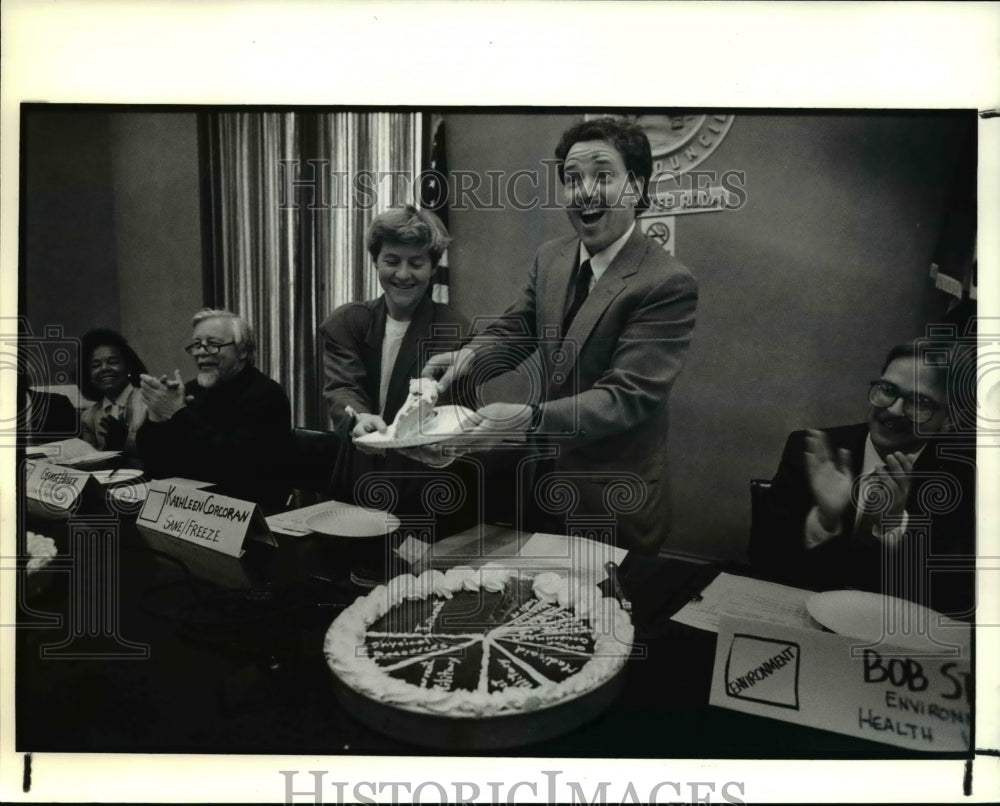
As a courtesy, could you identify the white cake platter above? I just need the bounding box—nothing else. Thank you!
[331,670,625,750]
[353,404,477,449]
[324,569,634,749]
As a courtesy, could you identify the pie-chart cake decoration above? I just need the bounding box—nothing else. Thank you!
[324,567,633,744]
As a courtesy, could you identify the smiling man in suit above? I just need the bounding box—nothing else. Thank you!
[423,117,699,554]
[750,342,976,618]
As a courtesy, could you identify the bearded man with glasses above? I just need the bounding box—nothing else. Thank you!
[136,308,292,512]
[750,341,975,618]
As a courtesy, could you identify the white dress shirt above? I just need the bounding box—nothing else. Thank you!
[379,316,411,417]
[577,221,636,289]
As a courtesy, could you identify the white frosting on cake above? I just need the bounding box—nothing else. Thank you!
[532,571,563,604]
[25,531,57,574]
[324,568,633,718]
[443,565,476,591]
[480,566,508,593]
[391,378,439,439]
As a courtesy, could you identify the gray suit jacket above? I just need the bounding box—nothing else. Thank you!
[472,225,699,552]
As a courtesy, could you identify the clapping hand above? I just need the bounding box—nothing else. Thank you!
[99,414,128,450]
[868,451,914,522]
[139,370,187,423]
[804,428,854,532]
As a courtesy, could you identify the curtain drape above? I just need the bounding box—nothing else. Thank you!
[202,111,422,429]
[314,112,423,315]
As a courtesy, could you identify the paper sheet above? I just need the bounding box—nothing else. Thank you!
[670,571,819,633]
[156,477,214,489]
[395,535,431,565]
[58,450,123,466]
[27,437,101,461]
[412,531,624,585]
[507,532,626,587]
[90,469,144,484]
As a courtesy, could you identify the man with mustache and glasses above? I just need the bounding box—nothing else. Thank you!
[137,308,292,512]
[750,342,976,618]
[422,117,699,555]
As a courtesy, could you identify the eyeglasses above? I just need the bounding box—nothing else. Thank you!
[868,380,943,423]
[184,340,235,355]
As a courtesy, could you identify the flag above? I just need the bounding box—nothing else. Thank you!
[422,114,450,304]
[929,119,976,330]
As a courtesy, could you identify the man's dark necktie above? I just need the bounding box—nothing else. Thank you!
[562,259,593,336]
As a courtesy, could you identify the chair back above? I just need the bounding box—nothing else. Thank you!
[289,427,341,495]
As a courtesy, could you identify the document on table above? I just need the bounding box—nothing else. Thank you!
[395,535,431,565]
[514,533,626,586]
[415,532,625,585]
[670,572,819,633]
[27,437,118,464]
[157,477,215,489]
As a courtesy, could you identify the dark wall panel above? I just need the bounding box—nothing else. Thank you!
[22,110,121,375]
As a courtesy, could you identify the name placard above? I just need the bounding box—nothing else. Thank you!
[136,480,272,558]
[24,460,99,517]
[710,615,971,752]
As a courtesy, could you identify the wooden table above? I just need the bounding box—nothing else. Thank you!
[14,507,931,759]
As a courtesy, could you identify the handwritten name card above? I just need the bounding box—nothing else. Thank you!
[710,615,971,751]
[137,480,271,558]
[24,460,99,517]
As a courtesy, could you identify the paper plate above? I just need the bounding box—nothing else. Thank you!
[305,506,401,538]
[806,590,970,652]
[354,404,477,449]
[91,468,144,485]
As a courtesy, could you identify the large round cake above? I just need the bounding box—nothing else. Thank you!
[323,566,633,748]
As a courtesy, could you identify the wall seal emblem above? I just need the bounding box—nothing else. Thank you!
[627,114,735,175]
